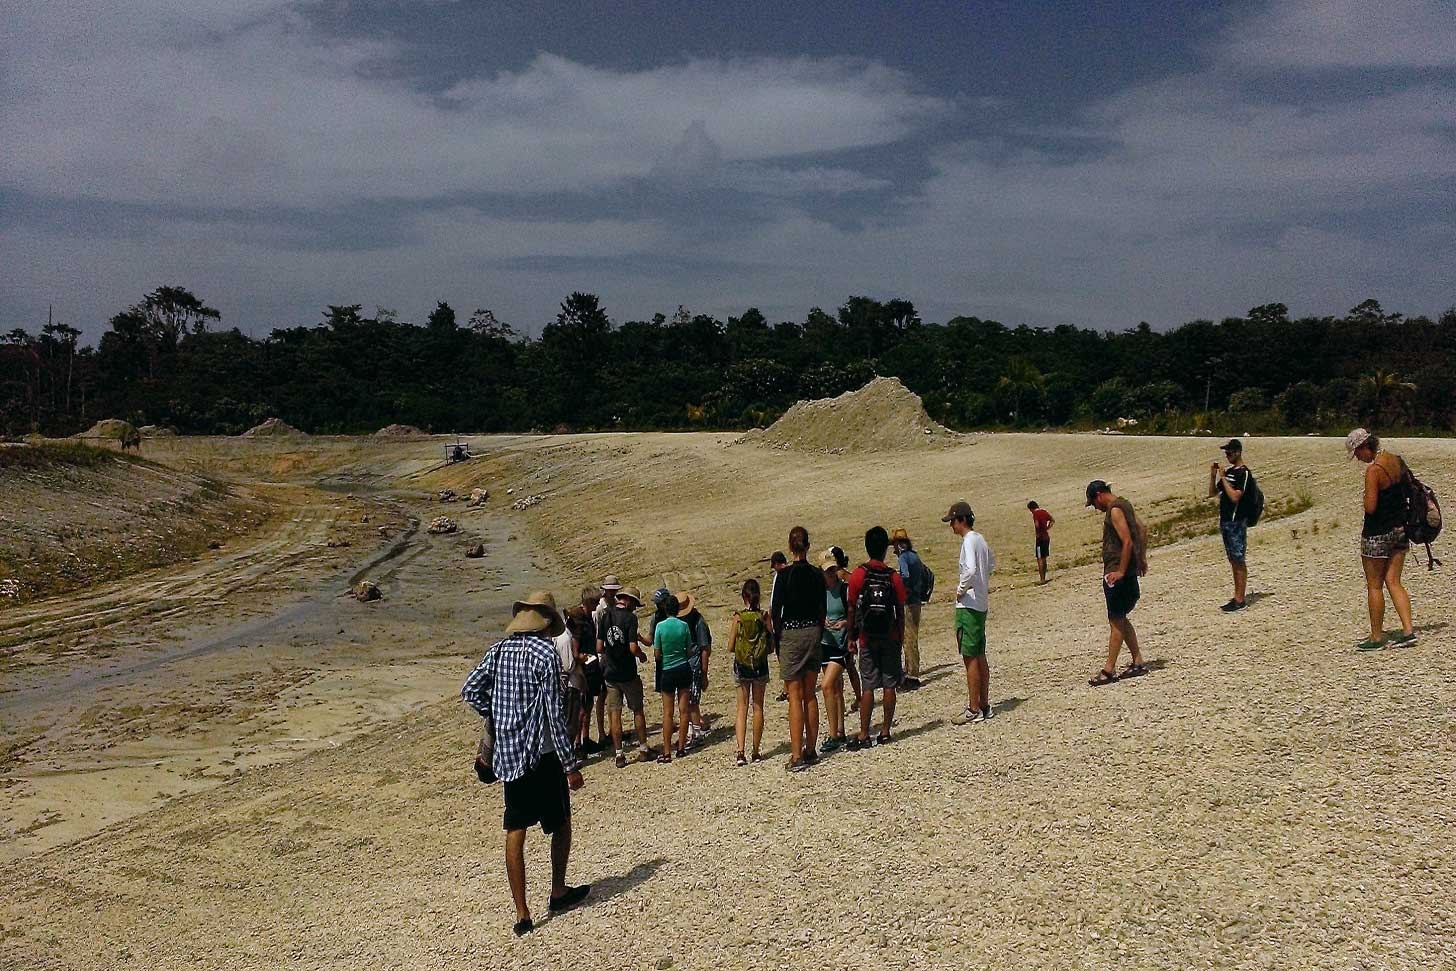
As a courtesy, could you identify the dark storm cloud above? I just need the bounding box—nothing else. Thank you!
[1,0,1452,338]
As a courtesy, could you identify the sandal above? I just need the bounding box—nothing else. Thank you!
[656,753,673,764]
[876,733,892,745]
[734,752,747,767]
[1121,663,1148,678]
[845,736,863,751]
[1088,668,1119,687]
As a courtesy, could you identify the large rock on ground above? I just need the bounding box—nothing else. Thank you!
[352,580,381,602]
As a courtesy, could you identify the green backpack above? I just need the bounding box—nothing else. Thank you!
[732,609,770,669]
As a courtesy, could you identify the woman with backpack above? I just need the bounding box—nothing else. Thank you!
[726,578,771,766]
[1347,429,1417,649]
[817,552,851,752]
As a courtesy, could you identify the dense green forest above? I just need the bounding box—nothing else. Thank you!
[3,287,1453,438]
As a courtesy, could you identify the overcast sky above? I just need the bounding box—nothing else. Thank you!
[2,0,1453,340]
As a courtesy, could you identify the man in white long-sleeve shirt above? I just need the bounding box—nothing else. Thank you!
[942,500,996,725]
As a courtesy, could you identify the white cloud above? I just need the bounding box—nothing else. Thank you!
[0,5,942,208]
[1224,0,1456,69]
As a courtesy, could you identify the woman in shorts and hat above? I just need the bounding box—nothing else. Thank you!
[675,591,712,747]
[1347,428,1417,649]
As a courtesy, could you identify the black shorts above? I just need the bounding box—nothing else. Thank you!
[1035,538,1050,559]
[1103,574,1140,620]
[819,639,848,669]
[503,752,570,834]
[656,663,691,694]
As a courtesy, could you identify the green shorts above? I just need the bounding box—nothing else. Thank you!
[955,608,987,659]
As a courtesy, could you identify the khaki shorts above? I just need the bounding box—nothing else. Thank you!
[779,626,822,683]
[605,677,644,714]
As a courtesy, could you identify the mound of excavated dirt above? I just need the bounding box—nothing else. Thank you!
[739,376,957,453]
[74,419,138,441]
[374,424,427,438]
[240,418,305,438]
[138,425,178,437]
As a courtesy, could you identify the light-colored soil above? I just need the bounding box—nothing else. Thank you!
[0,447,268,604]
[2,432,1454,971]
[738,376,957,453]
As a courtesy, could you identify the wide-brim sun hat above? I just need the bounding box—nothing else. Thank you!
[506,590,566,637]
[616,586,642,607]
[674,591,695,617]
[601,574,622,591]
[1345,427,1372,458]
[890,527,911,545]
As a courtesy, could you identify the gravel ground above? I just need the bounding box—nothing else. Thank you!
[2,433,1452,970]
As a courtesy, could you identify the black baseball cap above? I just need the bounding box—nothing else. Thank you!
[1220,438,1243,453]
[1085,480,1111,506]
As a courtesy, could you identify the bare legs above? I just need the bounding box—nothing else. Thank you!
[1230,559,1247,604]
[963,654,989,712]
[661,690,689,754]
[1104,617,1143,673]
[735,681,767,757]
[858,683,896,740]
[505,829,529,922]
[785,671,820,764]
[821,662,844,740]
[1364,552,1414,641]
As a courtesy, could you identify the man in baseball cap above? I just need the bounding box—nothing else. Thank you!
[1209,439,1253,612]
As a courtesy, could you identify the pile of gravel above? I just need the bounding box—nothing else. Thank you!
[739,376,956,453]
[373,424,428,438]
[240,418,306,438]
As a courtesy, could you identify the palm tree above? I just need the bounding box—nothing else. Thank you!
[1359,369,1417,425]
[997,358,1046,423]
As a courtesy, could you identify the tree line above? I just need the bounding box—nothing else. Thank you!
[3,288,1453,439]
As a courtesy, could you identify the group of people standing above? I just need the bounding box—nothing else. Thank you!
[461,426,1427,934]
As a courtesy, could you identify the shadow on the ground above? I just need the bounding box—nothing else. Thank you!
[1415,621,1449,636]
[582,857,668,909]
[993,696,1027,715]
[1244,592,1272,606]
[919,662,954,676]
[1142,658,1171,672]
[893,717,946,742]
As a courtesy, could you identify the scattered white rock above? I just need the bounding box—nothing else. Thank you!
[428,516,459,534]
[511,494,544,511]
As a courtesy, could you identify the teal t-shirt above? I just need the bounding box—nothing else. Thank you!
[654,616,692,670]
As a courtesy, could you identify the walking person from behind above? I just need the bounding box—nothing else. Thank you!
[1027,501,1055,584]
[1086,481,1148,686]
[944,501,996,725]
[1209,439,1251,611]
[846,526,908,749]
[1347,428,1417,649]
[461,592,587,936]
[770,526,825,772]
[891,528,931,690]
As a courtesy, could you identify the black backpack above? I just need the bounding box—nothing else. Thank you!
[856,565,898,638]
[1232,468,1265,527]
[1400,459,1443,569]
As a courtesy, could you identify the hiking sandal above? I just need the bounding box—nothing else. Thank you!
[656,753,673,765]
[1121,663,1148,679]
[1089,668,1119,687]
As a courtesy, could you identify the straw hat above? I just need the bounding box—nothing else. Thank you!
[890,527,912,547]
[506,590,565,637]
[674,591,695,618]
[616,586,642,607]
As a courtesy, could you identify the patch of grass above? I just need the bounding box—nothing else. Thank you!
[0,441,119,471]
[1064,487,1315,568]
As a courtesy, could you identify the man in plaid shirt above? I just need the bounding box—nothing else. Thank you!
[462,590,588,936]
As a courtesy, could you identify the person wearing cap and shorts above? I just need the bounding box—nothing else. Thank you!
[1086,481,1148,686]
[1347,428,1417,650]
[891,528,929,689]
[461,591,588,936]
[817,550,852,751]
[597,586,653,767]
[1209,439,1252,612]
[943,501,996,725]
[846,526,908,749]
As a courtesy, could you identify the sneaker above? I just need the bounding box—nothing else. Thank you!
[819,736,841,753]
[952,706,980,726]
[1220,599,1248,612]
[1389,631,1418,648]
[1355,638,1386,652]
[734,752,747,767]
[980,706,994,722]
[614,752,627,769]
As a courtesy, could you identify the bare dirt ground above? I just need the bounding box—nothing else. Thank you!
[2,431,1454,971]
